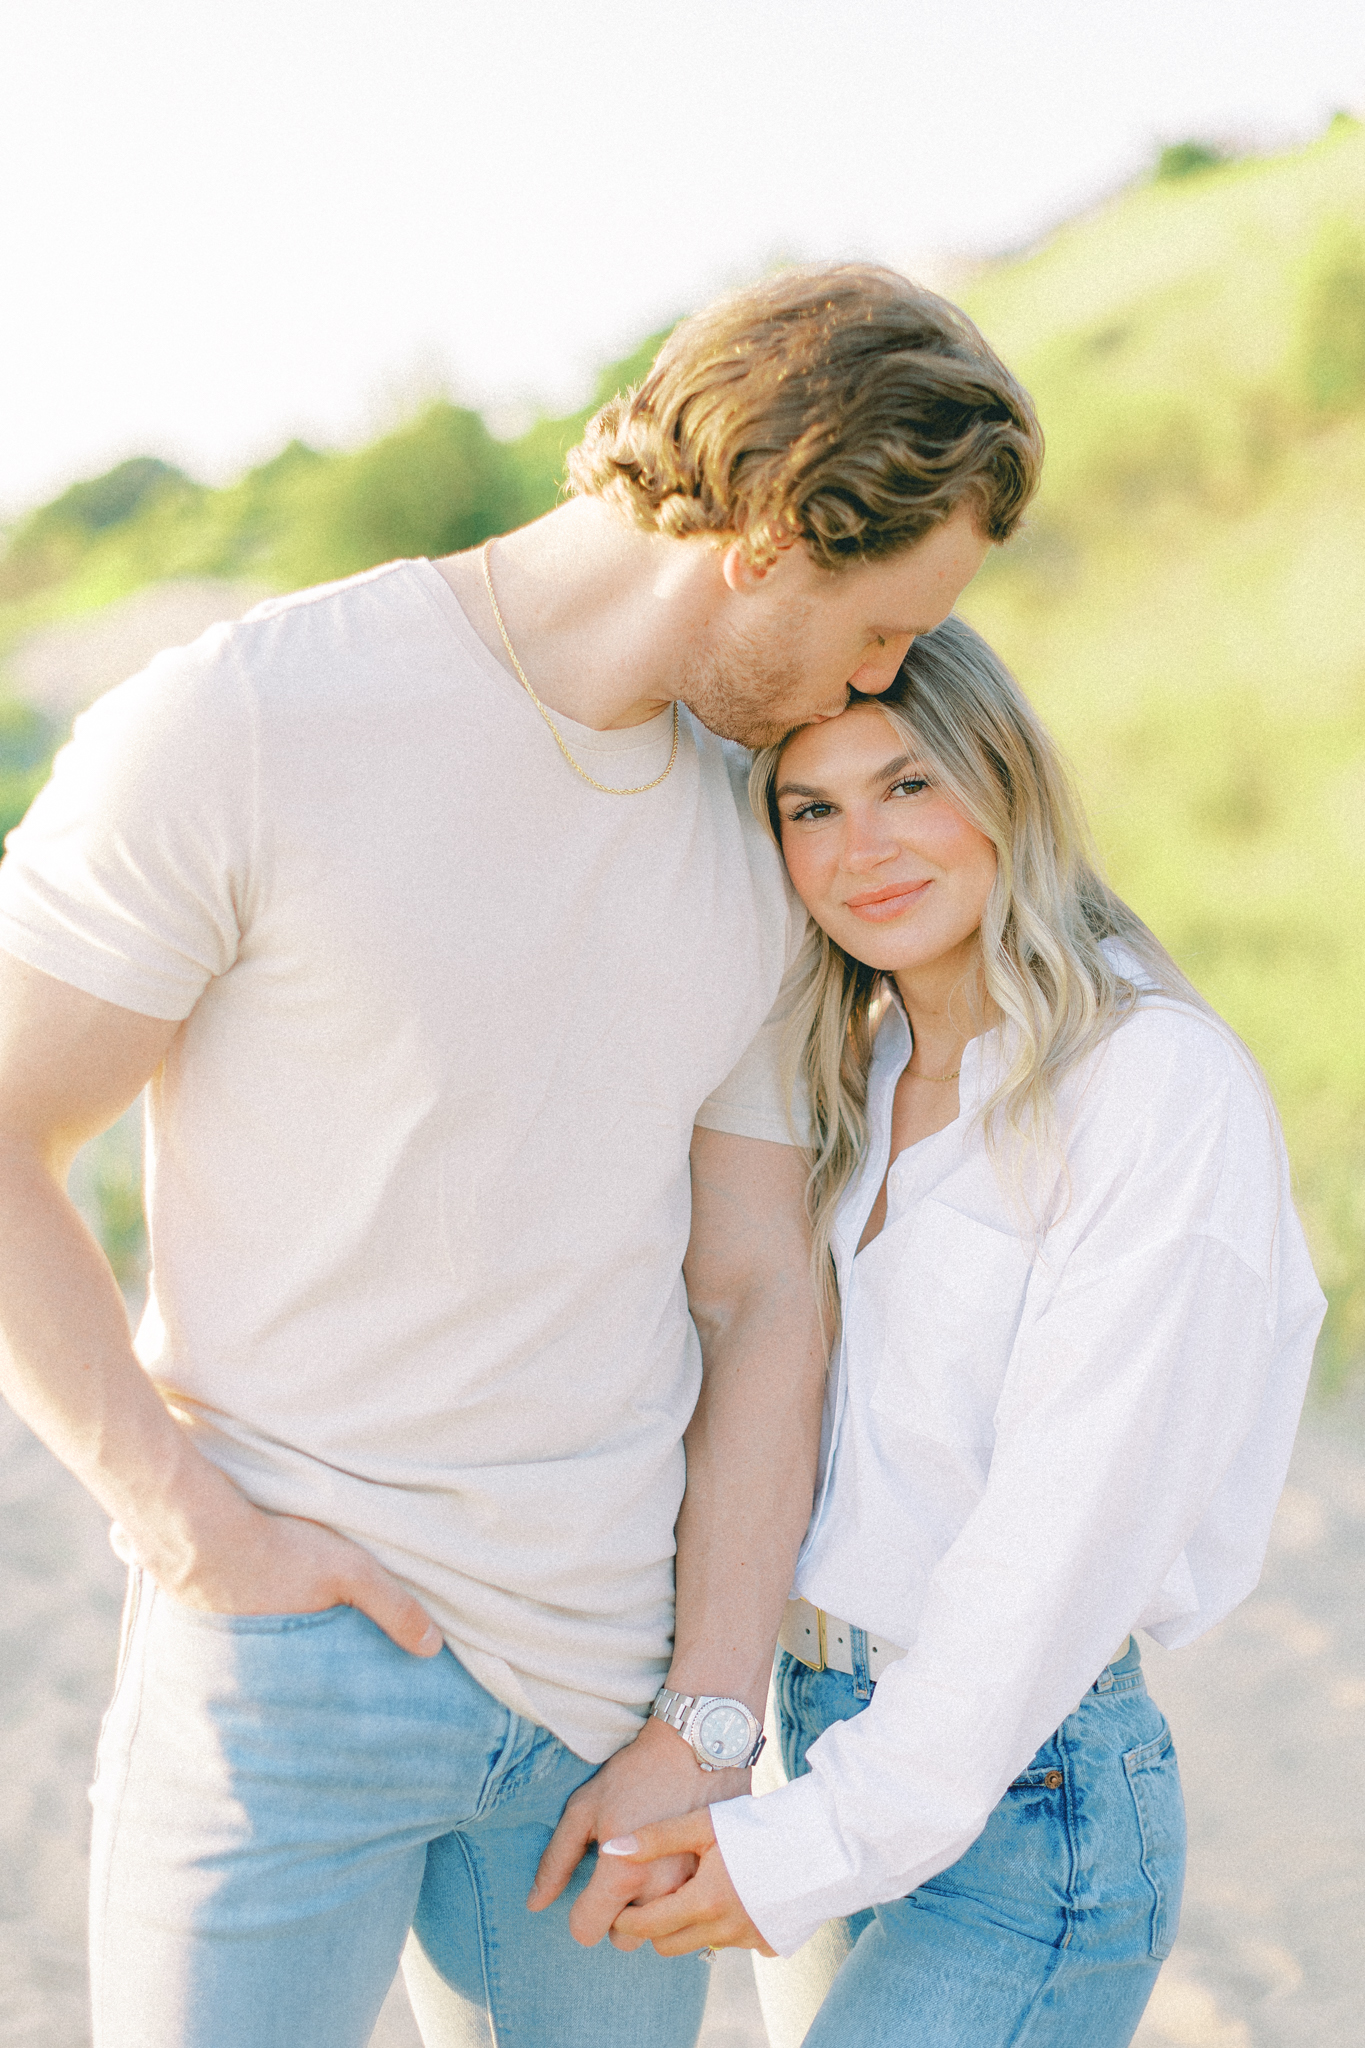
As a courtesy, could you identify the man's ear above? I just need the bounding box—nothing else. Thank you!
[720,538,789,595]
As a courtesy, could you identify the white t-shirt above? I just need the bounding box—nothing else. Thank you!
[713,968,1325,1954]
[0,559,806,1763]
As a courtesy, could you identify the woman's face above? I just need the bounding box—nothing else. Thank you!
[775,702,998,979]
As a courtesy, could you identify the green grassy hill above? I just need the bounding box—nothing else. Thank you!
[2,119,1362,1378]
[957,115,1365,1384]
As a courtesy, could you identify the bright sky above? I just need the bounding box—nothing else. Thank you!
[3,0,1363,515]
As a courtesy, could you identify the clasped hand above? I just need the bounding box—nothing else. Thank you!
[601,1811,775,1957]
[528,1719,772,1957]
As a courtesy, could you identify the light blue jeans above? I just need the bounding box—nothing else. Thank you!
[88,1570,709,2048]
[752,1638,1185,2048]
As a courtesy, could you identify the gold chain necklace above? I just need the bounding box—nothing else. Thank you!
[909,1065,960,1083]
[480,541,680,796]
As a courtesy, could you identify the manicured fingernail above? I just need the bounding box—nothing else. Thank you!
[526,1881,541,1903]
[420,1624,443,1653]
[600,1835,639,1856]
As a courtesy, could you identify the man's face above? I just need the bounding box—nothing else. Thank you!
[678,504,992,748]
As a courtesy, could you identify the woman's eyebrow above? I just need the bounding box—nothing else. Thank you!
[775,753,919,802]
[774,778,827,799]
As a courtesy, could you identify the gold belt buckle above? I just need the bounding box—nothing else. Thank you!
[783,1597,827,1672]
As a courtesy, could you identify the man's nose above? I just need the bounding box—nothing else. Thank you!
[850,635,914,697]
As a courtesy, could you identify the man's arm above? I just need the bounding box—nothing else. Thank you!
[530,1126,826,1943]
[0,952,441,1650]
[669,1125,827,1713]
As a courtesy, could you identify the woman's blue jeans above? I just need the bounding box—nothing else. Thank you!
[88,1571,709,2048]
[752,1639,1185,2048]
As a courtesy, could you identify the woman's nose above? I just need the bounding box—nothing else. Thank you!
[842,809,900,869]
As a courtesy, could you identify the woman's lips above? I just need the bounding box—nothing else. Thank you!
[843,879,931,922]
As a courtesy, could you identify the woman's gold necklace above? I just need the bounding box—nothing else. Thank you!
[480,541,680,796]
[908,1063,961,1083]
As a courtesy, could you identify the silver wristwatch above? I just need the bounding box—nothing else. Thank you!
[650,1686,766,1771]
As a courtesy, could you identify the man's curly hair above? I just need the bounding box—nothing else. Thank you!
[567,263,1043,568]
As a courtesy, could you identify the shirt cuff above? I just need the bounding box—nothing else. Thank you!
[711,1775,866,1958]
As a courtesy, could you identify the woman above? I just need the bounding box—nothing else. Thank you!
[603,615,1325,2046]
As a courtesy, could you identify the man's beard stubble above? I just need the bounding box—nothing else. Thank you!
[674,607,820,751]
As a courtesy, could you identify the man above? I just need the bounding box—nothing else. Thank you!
[0,265,1040,2047]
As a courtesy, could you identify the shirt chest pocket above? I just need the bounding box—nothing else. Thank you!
[858,1198,1034,1447]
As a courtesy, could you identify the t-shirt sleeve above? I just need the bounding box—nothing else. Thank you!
[694,926,813,1149]
[0,629,256,1020]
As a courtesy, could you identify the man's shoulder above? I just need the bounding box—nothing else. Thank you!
[230,558,447,668]
[171,556,482,733]
[35,560,466,797]
[237,557,424,629]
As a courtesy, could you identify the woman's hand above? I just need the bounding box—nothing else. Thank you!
[601,1810,776,1956]
[527,1716,741,1947]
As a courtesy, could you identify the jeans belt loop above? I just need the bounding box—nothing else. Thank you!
[1093,1635,1133,1691]
[849,1625,873,1701]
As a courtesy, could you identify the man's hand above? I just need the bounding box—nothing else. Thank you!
[112,1503,444,1657]
[603,1809,775,1957]
[528,1716,752,1948]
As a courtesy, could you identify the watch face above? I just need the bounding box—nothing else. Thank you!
[694,1701,753,1765]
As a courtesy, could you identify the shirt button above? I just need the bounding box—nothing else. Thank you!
[1043,1770,1064,1789]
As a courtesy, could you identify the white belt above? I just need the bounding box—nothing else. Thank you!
[778,1597,907,1680]
[780,1598,1131,1687]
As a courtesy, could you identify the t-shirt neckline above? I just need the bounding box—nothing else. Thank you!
[408,557,680,761]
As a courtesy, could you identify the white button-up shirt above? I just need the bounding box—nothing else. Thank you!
[713,965,1325,1956]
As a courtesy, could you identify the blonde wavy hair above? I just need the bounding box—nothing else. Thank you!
[750,614,1209,1303]
[567,264,1043,568]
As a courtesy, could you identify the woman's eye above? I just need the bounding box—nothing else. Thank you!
[786,801,834,823]
[889,777,929,799]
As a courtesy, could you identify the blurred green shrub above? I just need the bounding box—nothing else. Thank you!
[0,458,202,603]
[1155,141,1229,182]
[0,699,55,841]
[262,404,528,589]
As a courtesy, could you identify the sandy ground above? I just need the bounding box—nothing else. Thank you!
[2,1396,1363,2048]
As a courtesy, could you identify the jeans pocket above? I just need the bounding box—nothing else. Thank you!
[1124,1721,1186,1960]
[92,1566,146,1786]
[155,1597,353,1634]
[110,1565,144,1698]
